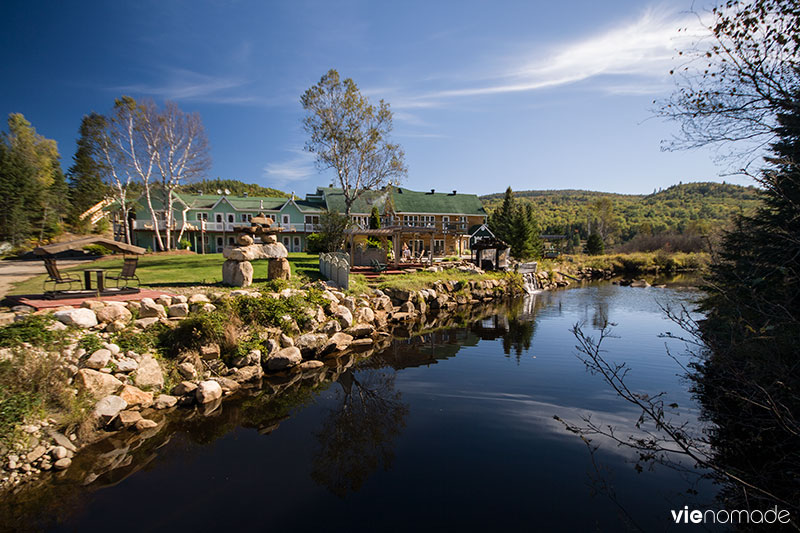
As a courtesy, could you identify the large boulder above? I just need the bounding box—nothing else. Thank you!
[134,354,164,390]
[294,333,329,356]
[262,243,288,258]
[223,245,264,262]
[54,308,98,328]
[94,395,127,423]
[117,384,153,408]
[334,306,353,329]
[268,258,291,280]
[139,298,167,319]
[84,348,112,370]
[229,365,263,384]
[95,305,132,324]
[76,369,123,399]
[195,380,223,404]
[167,303,190,318]
[222,259,253,287]
[354,307,375,324]
[266,346,302,370]
[324,332,353,353]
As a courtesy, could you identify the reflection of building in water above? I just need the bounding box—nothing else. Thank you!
[375,329,481,370]
[372,294,551,369]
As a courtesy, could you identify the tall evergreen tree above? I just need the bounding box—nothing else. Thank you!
[488,187,541,260]
[0,114,62,245]
[67,113,108,228]
[369,206,381,229]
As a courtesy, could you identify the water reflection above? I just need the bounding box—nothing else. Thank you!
[311,369,408,497]
[0,284,714,532]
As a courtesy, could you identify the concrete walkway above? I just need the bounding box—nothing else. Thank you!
[0,258,94,300]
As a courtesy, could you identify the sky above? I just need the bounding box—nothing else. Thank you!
[0,0,744,197]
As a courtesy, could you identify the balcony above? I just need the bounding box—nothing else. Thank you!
[133,219,324,234]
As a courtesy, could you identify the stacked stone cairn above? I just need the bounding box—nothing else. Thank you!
[221,214,291,287]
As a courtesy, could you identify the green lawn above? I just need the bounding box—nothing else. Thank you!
[9,252,323,295]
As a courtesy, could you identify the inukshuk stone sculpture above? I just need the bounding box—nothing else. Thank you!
[221,215,290,287]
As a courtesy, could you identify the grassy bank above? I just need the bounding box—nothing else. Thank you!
[8,252,323,295]
[554,251,710,276]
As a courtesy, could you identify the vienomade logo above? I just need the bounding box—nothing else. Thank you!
[671,506,792,525]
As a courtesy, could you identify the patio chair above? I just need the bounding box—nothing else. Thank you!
[42,257,81,293]
[106,256,140,289]
[371,258,387,273]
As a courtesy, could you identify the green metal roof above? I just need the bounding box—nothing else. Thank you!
[317,186,486,215]
[173,193,289,211]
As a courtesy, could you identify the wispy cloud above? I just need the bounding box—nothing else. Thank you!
[263,149,318,188]
[392,6,709,108]
[112,67,250,101]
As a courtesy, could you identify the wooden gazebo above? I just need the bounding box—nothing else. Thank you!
[34,237,146,299]
[33,237,146,257]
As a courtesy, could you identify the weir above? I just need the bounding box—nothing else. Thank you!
[517,261,540,294]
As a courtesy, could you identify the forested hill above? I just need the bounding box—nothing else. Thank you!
[177,178,288,198]
[480,182,761,241]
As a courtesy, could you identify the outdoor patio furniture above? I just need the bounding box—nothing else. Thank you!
[371,258,387,273]
[43,257,81,293]
[106,256,140,289]
[83,268,106,291]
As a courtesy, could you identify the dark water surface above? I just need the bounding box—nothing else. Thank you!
[2,282,718,532]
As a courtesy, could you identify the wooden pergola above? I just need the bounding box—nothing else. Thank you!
[33,237,146,256]
[343,226,439,267]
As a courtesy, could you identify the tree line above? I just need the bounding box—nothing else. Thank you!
[482,182,761,247]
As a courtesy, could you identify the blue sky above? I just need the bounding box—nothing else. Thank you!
[1,0,739,196]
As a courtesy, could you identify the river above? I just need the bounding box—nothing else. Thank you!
[1,280,717,532]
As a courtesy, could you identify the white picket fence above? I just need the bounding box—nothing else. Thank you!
[319,252,350,290]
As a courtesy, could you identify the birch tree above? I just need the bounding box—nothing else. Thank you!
[302,69,406,217]
[154,101,210,250]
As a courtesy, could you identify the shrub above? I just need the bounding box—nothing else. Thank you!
[78,334,104,354]
[178,239,192,250]
[0,314,68,349]
[584,234,605,255]
[83,244,110,256]
[306,233,325,254]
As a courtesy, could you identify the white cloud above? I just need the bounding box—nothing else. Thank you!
[393,6,710,108]
[112,68,248,101]
[263,150,318,187]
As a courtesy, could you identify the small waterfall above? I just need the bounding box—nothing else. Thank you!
[517,261,540,294]
[522,272,540,294]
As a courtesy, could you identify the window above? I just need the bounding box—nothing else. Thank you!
[434,239,445,254]
[216,237,223,246]
[227,214,234,223]
[282,215,290,225]
[241,213,252,222]
[283,237,290,246]
[304,215,320,226]
[196,213,208,221]
[228,237,235,245]
[216,214,223,223]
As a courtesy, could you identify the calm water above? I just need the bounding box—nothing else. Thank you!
[2,282,718,532]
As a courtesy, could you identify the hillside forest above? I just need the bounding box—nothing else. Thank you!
[481,182,760,252]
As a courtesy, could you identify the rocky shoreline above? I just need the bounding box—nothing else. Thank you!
[0,274,520,493]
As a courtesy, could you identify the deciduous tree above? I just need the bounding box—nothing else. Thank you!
[302,69,406,217]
